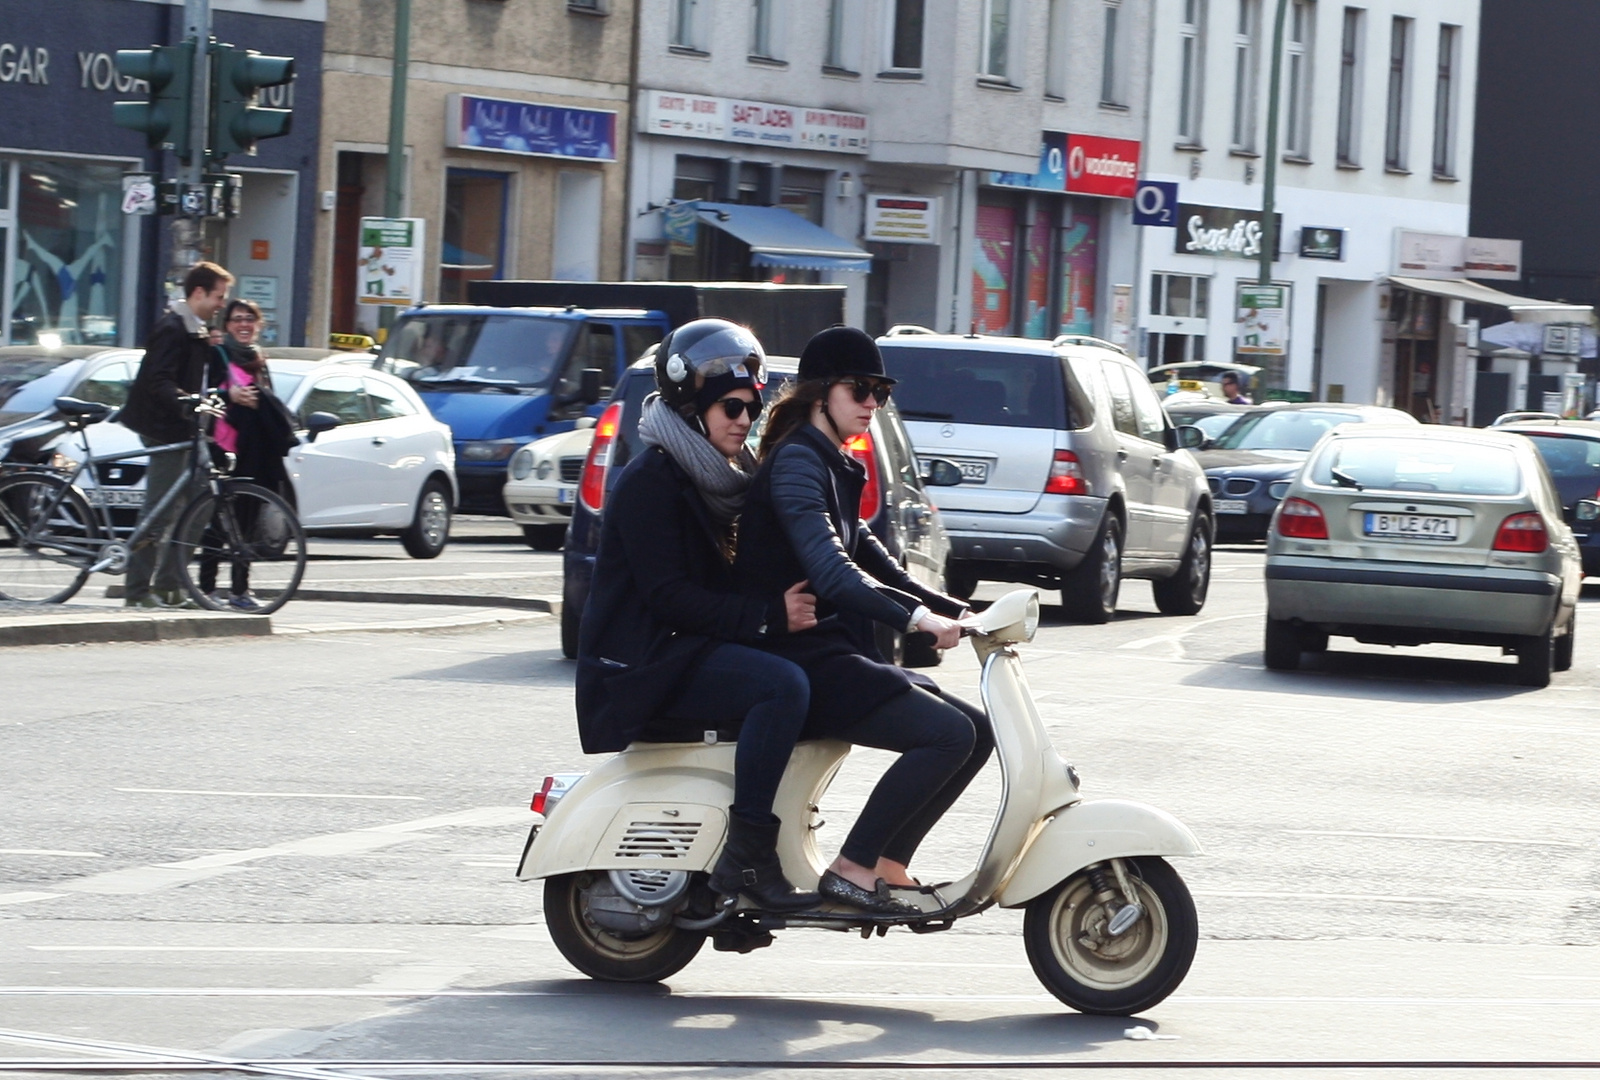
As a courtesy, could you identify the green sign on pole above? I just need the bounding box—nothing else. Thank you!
[1236,283,1290,357]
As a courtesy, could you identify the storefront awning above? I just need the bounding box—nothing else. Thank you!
[1388,275,1587,313]
[695,202,871,274]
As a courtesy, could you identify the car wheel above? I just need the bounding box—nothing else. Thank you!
[1554,611,1576,673]
[1263,618,1302,671]
[1516,628,1553,688]
[1061,515,1122,624]
[523,524,565,552]
[1152,515,1212,616]
[560,600,580,660]
[945,560,979,601]
[400,479,452,559]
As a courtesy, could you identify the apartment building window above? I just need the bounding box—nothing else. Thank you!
[1335,6,1362,165]
[1101,0,1124,105]
[1178,0,1206,144]
[826,0,848,69]
[671,0,701,49]
[1231,0,1260,151]
[980,0,1011,81]
[889,0,924,70]
[751,0,777,60]
[1284,0,1314,157]
[1046,0,1068,98]
[1384,16,1412,170]
[1432,24,1459,177]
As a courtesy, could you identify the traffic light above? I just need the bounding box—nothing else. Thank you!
[111,42,196,161]
[209,43,294,158]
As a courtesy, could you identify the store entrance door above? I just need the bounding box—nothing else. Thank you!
[222,170,299,347]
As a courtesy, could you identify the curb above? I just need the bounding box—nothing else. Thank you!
[292,589,561,613]
[0,612,271,648]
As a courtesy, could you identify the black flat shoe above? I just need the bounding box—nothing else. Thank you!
[818,870,921,915]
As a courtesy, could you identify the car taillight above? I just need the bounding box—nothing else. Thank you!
[1493,512,1548,553]
[578,402,623,513]
[843,431,881,522]
[1045,450,1087,495]
[1276,497,1328,539]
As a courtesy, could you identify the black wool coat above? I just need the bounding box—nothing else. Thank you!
[120,308,220,445]
[575,446,790,755]
[735,423,966,728]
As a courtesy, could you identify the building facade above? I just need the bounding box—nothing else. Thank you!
[629,0,1151,341]
[310,0,634,342]
[0,0,324,348]
[1138,0,1479,419]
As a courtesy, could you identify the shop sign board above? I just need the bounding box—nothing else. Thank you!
[1236,282,1290,356]
[1394,230,1466,278]
[447,94,617,161]
[1132,181,1179,227]
[1299,226,1344,260]
[990,132,1142,199]
[1465,236,1522,281]
[237,276,278,310]
[637,88,870,154]
[864,194,940,244]
[1175,204,1281,260]
[1543,324,1582,356]
[357,217,426,308]
[662,202,699,256]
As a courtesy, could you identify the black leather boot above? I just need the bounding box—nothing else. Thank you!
[709,812,819,912]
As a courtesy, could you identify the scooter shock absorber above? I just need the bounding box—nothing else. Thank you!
[1085,862,1118,904]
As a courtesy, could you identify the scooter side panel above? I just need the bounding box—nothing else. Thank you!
[993,797,1205,907]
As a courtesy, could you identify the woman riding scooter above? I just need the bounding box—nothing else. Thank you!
[575,318,820,913]
[736,325,995,916]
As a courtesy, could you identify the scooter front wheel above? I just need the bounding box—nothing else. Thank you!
[544,872,706,983]
[1023,856,1198,1015]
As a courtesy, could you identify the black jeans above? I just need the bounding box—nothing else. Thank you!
[660,643,810,825]
[198,487,258,596]
[815,687,995,870]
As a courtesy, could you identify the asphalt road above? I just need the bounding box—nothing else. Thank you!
[2,536,1598,1078]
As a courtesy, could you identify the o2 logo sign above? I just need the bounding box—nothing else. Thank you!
[1133,181,1179,228]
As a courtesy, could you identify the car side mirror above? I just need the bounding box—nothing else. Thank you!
[1577,499,1600,522]
[921,458,964,487]
[305,411,341,443]
[579,367,604,405]
[1166,424,1206,451]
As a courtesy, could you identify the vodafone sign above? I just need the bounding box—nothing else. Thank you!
[1065,134,1140,199]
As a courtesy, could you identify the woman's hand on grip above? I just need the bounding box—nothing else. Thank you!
[785,580,818,632]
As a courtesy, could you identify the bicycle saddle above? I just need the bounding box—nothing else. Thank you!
[54,397,114,425]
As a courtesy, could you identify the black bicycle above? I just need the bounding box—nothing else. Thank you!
[0,393,314,615]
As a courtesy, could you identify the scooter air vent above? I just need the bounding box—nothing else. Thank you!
[615,821,702,859]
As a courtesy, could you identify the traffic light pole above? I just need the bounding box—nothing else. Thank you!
[170,0,211,294]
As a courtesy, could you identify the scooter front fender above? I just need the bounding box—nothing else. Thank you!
[994,797,1203,908]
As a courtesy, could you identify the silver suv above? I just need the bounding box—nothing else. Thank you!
[879,331,1213,622]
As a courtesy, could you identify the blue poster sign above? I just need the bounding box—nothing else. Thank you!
[447,94,617,161]
[1132,181,1179,227]
[663,201,699,254]
[989,131,1068,191]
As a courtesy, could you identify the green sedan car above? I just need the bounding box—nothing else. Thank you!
[1263,425,1584,687]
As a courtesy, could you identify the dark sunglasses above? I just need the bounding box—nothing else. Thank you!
[712,396,764,422]
[838,377,893,406]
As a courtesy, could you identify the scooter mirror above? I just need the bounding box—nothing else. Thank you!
[973,588,1040,644]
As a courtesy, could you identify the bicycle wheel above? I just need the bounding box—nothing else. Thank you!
[172,482,307,616]
[0,473,99,603]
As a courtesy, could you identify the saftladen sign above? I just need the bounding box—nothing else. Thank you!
[637,88,870,154]
[1175,204,1281,261]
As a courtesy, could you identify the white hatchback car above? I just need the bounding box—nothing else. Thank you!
[504,423,594,550]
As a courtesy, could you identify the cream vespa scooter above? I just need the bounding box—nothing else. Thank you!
[518,589,1203,1016]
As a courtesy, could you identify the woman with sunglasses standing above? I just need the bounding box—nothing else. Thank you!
[735,326,994,916]
[577,318,820,913]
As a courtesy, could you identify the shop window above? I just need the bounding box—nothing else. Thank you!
[1151,273,1209,318]
[1058,206,1099,336]
[9,159,124,346]
[441,169,508,303]
[1021,215,1052,338]
[972,203,1016,335]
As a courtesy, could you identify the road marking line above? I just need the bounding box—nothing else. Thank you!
[1191,890,1452,904]
[1285,829,1585,848]
[115,788,425,801]
[0,893,60,906]
[1118,610,1265,649]
[0,849,102,857]
[28,946,406,953]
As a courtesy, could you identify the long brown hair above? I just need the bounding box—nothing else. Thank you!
[758,378,829,459]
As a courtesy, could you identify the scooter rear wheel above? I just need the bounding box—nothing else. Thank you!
[544,872,706,983]
[1023,856,1198,1015]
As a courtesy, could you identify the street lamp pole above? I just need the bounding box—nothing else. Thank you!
[384,0,410,221]
[1258,0,1289,286]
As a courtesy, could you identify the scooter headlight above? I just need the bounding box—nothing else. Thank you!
[973,588,1041,644]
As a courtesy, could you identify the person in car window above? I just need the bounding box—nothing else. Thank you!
[1220,372,1253,405]
[576,318,820,913]
[736,325,995,916]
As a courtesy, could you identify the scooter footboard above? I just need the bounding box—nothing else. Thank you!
[994,798,1203,907]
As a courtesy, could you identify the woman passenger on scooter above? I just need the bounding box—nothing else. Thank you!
[575,319,820,913]
[736,325,995,916]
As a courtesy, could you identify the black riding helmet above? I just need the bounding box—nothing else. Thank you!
[654,318,767,417]
[797,325,896,385]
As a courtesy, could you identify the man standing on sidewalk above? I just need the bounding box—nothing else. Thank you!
[119,262,234,608]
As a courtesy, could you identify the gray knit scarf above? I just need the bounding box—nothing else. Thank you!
[637,393,756,524]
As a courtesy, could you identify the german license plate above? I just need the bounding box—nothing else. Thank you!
[85,488,145,507]
[557,487,574,504]
[921,458,988,484]
[1364,512,1458,540]
[1215,499,1249,514]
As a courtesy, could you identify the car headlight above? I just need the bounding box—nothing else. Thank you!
[49,450,80,473]
[1268,480,1292,500]
[461,439,520,462]
[536,459,554,480]
[509,447,535,480]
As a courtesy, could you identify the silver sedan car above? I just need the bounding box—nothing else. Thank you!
[1264,425,1583,687]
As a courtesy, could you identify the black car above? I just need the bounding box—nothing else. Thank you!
[1499,420,1600,575]
[1160,396,1256,444]
[561,356,955,665]
[1196,403,1418,542]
